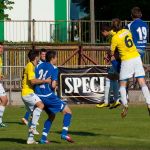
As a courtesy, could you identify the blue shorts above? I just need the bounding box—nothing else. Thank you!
[137,49,145,59]
[40,93,66,115]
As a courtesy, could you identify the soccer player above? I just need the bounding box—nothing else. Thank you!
[96,25,121,109]
[22,50,51,144]
[110,18,150,118]
[0,43,8,128]
[127,7,148,59]
[21,49,47,125]
[34,51,73,144]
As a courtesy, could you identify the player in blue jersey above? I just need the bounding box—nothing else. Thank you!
[127,7,148,59]
[34,51,73,144]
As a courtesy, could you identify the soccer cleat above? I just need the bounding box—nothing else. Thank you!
[121,106,128,119]
[39,139,51,144]
[109,101,121,109]
[21,118,28,126]
[96,103,110,108]
[61,135,74,143]
[0,123,7,128]
[29,127,39,135]
[27,139,38,144]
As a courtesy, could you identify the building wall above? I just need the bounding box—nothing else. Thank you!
[2,0,69,42]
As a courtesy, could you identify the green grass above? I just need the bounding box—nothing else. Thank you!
[1,105,150,150]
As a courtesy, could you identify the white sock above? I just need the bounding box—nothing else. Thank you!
[120,86,128,106]
[0,106,5,124]
[141,85,150,105]
[104,78,111,104]
[28,132,34,141]
[31,107,42,128]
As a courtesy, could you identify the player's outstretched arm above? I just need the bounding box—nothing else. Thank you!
[30,78,51,85]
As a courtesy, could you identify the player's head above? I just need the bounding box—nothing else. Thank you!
[46,50,57,65]
[28,50,39,63]
[40,48,47,61]
[0,42,4,55]
[131,7,142,19]
[101,24,111,37]
[111,18,122,32]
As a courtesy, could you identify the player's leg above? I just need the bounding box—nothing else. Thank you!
[61,105,73,143]
[109,80,121,109]
[0,83,8,128]
[22,94,44,144]
[40,111,55,144]
[21,111,31,125]
[29,100,44,134]
[134,56,150,115]
[119,58,135,118]
[136,77,150,115]
[120,80,129,118]
[96,78,111,108]
[27,100,44,144]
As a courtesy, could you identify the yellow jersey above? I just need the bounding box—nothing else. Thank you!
[111,29,140,61]
[0,56,2,76]
[22,62,35,96]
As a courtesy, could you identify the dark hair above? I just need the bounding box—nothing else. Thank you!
[111,18,122,32]
[131,7,142,19]
[40,48,47,54]
[46,51,57,62]
[28,50,39,61]
[101,24,112,32]
[0,42,4,46]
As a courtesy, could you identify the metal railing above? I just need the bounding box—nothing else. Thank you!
[2,20,150,43]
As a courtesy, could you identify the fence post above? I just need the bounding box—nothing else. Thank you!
[32,19,36,43]
[78,45,82,65]
[9,66,12,105]
[79,20,82,43]
[125,20,128,26]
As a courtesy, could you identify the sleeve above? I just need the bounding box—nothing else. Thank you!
[27,64,35,80]
[110,36,118,55]
[52,67,58,81]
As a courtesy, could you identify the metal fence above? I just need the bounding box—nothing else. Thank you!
[3,20,150,43]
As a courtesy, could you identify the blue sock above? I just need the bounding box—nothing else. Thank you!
[24,111,30,121]
[41,119,52,141]
[111,80,119,101]
[62,113,72,136]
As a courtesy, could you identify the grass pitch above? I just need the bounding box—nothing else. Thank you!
[0,105,150,150]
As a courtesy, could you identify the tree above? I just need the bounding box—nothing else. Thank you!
[80,0,150,20]
[0,0,14,20]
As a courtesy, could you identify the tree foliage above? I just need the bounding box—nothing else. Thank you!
[0,0,14,20]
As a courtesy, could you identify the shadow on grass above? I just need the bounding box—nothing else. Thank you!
[0,138,61,144]
[55,131,100,136]
[5,121,24,126]
[0,138,26,144]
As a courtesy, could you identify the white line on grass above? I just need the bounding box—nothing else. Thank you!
[111,136,150,143]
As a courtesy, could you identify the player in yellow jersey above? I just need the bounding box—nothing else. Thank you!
[22,50,51,144]
[0,43,8,128]
[21,49,47,126]
[110,18,150,118]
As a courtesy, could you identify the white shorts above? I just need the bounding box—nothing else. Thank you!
[120,56,145,80]
[0,83,6,97]
[22,93,41,112]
